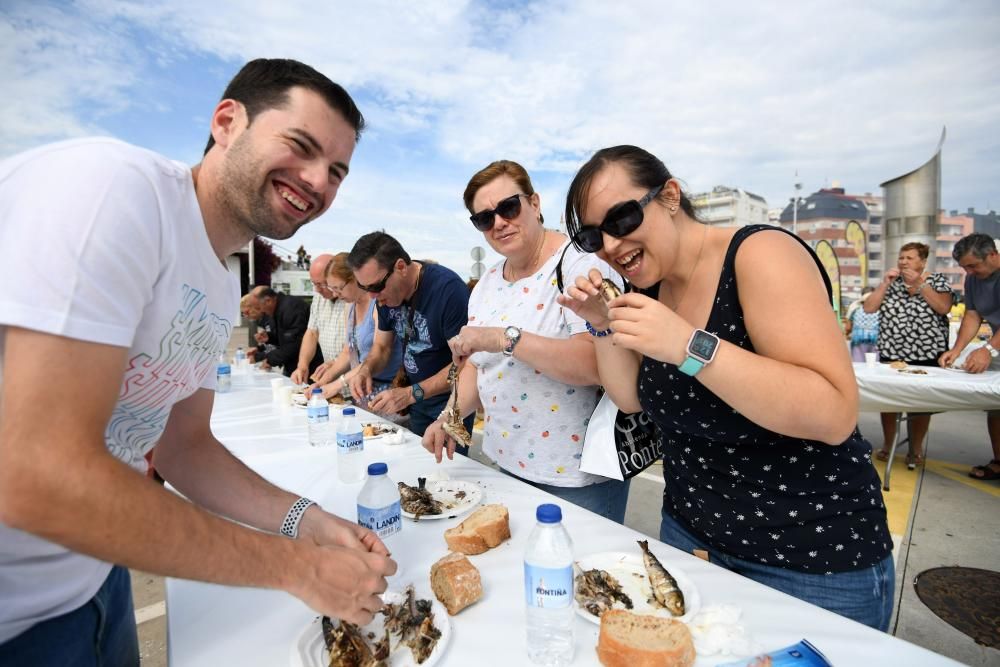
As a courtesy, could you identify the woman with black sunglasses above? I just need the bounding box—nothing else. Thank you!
[558,145,894,630]
[421,159,631,523]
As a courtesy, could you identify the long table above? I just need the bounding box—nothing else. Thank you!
[165,369,961,666]
[854,362,999,490]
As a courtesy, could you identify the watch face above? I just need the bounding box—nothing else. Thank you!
[689,330,719,362]
[504,326,521,340]
[412,384,424,400]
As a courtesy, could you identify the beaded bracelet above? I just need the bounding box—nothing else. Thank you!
[585,321,613,337]
[280,497,316,539]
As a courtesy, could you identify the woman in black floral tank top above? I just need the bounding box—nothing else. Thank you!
[558,146,894,631]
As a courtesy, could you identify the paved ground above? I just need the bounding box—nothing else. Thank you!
[129,329,999,664]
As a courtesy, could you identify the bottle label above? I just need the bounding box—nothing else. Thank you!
[337,432,364,453]
[524,563,573,609]
[307,404,329,424]
[357,501,402,538]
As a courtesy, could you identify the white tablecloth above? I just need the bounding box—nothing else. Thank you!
[855,362,1000,413]
[166,369,961,666]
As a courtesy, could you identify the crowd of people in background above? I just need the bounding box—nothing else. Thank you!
[3,52,997,663]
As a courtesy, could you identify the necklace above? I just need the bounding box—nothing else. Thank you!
[504,230,548,282]
[669,224,708,311]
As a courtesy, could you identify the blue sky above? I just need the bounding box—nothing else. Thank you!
[3,0,999,278]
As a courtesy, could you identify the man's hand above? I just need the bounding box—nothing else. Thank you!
[938,348,961,368]
[290,366,309,384]
[298,507,391,556]
[260,359,271,371]
[963,347,992,374]
[422,419,456,463]
[290,507,397,625]
[347,364,374,402]
[246,348,258,362]
[367,386,414,415]
[289,543,396,626]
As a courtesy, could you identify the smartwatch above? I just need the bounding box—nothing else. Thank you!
[985,343,999,359]
[502,326,522,356]
[678,329,720,376]
[411,383,424,402]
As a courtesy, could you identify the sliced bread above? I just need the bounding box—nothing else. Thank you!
[443,504,510,555]
[596,609,696,667]
[429,552,483,615]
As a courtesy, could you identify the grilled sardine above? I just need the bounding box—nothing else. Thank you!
[638,539,685,616]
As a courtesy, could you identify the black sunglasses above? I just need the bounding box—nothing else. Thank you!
[571,184,664,253]
[469,193,529,231]
[357,264,395,293]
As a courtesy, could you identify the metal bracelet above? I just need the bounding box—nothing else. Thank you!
[279,497,316,539]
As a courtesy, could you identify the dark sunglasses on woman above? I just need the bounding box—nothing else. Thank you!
[469,193,529,231]
[571,184,664,253]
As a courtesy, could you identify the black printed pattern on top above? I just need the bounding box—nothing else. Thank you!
[876,274,952,362]
[639,225,892,574]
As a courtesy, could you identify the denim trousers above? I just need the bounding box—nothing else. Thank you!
[0,565,139,666]
[503,469,631,524]
[660,509,895,631]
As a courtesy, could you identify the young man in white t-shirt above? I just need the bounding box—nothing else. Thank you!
[0,58,396,664]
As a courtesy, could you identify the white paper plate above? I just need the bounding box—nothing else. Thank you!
[574,550,700,624]
[400,480,483,521]
[361,422,404,442]
[291,589,451,667]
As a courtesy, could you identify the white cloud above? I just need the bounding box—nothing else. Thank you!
[2,0,999,277]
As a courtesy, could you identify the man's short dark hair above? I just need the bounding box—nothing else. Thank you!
[952,233,998,262]
[256,286,278,300]
[348,231,411,272]
[204,58,364,155]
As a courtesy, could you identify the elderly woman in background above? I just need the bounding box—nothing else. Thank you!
[559,145,893,629]
[864,242,953,469]
[309,253,403,407]
[422,159,631,523]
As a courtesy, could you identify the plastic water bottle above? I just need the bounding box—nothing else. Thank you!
[215,353,231,393]
[524,503,574,665]
[357,462,402,540]
[306,388,332,447]
[336,407,365,482]
[234,346,246,372]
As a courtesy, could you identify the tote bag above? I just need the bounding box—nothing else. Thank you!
[555,246,662,481]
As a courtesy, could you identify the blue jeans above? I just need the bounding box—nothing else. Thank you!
[660,509,894,631]
[0,565,139,666]
[504,469,631,524]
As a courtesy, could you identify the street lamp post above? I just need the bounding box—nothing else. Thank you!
[791,181,802,236]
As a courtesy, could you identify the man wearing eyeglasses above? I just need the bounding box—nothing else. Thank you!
[290,253,347,385]
[347,232,475,441]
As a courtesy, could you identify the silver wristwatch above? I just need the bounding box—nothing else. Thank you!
[502,326,522,356]
[985,342,999,359]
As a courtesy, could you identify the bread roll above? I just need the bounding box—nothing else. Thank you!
[430,552,482,615]
[443,504,510,555]
[596,609,696,667]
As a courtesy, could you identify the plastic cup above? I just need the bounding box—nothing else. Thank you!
[865,352,877,369]
[270,377,285,402]
[277,385,294,409]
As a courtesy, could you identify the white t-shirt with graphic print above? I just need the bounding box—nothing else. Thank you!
[0,138,238,643]
[467,238,621,487]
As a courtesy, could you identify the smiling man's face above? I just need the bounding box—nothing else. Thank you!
[217,86,357,240]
